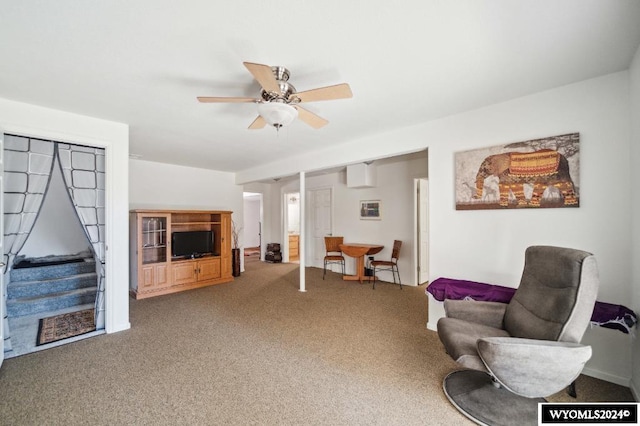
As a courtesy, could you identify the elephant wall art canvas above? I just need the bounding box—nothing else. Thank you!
[455,133,580,210]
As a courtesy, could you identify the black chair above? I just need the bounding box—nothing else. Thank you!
[371,240,402,289]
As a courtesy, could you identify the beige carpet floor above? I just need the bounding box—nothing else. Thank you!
[0,257,634,425]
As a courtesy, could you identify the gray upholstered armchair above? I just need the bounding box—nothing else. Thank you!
[437,246,599,425]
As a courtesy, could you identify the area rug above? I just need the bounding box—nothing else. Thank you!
[36,309,96,346]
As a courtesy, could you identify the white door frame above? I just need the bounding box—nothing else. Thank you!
[307,186,333,269]
[259,195,264,261]
[282,190,300,263]
[0,133,4,366]
[299,172,306,292]
[243,192,264,262]
[0,107,131,339]
[414,178,430,285]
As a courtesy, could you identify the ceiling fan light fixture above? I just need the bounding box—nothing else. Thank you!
[257,102,298,129]
[199,62,352,130]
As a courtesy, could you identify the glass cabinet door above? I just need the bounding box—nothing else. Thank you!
[141,216,167,264]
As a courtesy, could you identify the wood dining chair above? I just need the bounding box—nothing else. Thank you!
[323,236,345,279]
[371,240,402,289]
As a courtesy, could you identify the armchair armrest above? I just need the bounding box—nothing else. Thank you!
[444,299,507,329]
[477,337,592,398]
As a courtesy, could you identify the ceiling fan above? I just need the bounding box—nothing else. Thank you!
[197,62,353,130]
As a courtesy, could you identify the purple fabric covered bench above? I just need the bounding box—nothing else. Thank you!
[427,277,637,334]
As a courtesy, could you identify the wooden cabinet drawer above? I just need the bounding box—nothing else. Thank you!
[172,262,197,285]
[140,264,170,291]
[289,235,299,249]
[289,235,299,259]
[197,258,221,281]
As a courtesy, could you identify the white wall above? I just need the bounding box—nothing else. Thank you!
[426,72,633,385]
[238,71,635,386]
[129,160,242,212]
[20,164,91,258]
[428,72,630,292]
[129,159,245,268]
[629,44,640,399]
[274,156,427,284]
[0,97,130,335]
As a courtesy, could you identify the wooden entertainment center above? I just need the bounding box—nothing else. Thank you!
[129,209,234,299]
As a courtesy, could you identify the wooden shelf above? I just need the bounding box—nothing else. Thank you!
[129,209,233,299]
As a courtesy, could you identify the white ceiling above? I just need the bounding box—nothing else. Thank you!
[1,1,639,175]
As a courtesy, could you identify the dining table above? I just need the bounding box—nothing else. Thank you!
[339,242,384,283]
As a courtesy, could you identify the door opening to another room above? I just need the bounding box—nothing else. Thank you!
[284,192,300,263]
[3,135,106,358]
[308,188,332,269]
[243,192,263,262]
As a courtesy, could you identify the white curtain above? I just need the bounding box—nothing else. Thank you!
[56,143,106,329]
[2,135,56,352]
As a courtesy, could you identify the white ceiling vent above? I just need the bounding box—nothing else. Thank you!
[347,163,376,188]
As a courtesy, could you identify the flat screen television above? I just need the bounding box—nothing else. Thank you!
[172,230,214,258]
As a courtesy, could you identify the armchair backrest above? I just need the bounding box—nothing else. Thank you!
[504,246,599,343]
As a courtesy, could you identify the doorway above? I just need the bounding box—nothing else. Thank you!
[284,192,300,263]
[308,187,333,269]
[2,135,106,358]
[243,192,263,261]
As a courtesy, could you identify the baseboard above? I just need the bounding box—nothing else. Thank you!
[107,320,131,333]
[630,378,639,401]
[582,366,630,387]
[426,321,437,332]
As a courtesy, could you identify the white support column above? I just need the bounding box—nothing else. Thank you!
[299,171,306,292]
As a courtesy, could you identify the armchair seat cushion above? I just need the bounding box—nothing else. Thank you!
[477,337,592,397]
[437,317,510,371]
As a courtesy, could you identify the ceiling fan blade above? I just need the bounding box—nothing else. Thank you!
[197,96,256,103]
[248,115,267,130]
[295,106,329,129]
[243,62,281,94]
[292,83,353,103]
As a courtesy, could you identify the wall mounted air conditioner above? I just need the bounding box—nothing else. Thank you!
[347,163,376,188]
